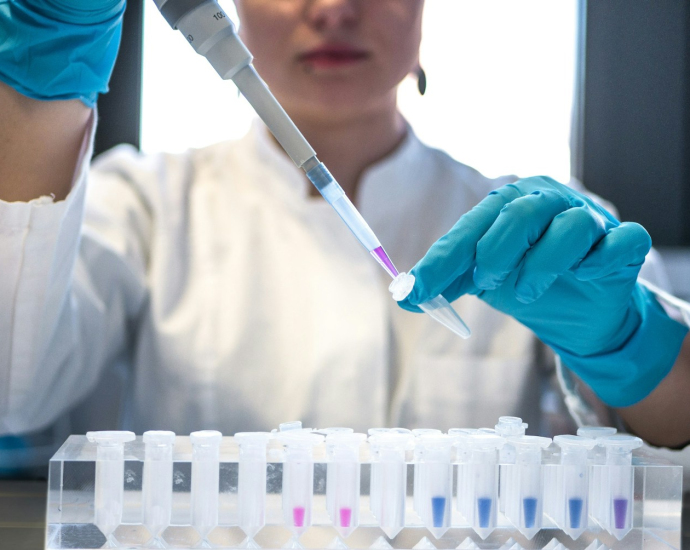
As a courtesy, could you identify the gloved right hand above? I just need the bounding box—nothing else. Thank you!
[0,0,126,107]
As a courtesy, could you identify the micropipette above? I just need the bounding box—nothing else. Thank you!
[152,0,471,339]
[86,431,136,544]
[325,432,367,539]
[190,430,223,542]
[142,430,176,544]
[235,432,273,542]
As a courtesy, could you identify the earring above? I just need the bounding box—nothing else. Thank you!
[416,66,427,96]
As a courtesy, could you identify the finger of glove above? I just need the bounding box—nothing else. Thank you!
[574,222,652,281]
[515,206,606,303]
[404,188,521,306]
[473,189,572,290]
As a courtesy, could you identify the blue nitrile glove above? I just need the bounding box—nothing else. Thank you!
[0,0,126,107]
[399,176,688,407]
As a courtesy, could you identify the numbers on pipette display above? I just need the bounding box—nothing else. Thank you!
[212,11,226,21]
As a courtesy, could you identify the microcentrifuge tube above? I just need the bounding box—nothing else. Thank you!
[465,433,504,539]
[577,426,617,529]
[369,431,414,539]
[495,417,528,515]
[86,431,136,544]
[448,428,477,522]
[389,272,470,339]
[503,435,551,540]
[326,432,366,539]
[190,430,223,541]
[411,429,442,516]
[318,428,354,528]
[551,435,597,540]
[142,431,175,543]
[235,432,273,540]
[415,434,453,539]
[279,431,324,538]
[600,435,642,540]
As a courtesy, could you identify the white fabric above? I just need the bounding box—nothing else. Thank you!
[0,119,659,438]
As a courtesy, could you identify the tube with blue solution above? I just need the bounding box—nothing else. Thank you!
[503,435,551,540]
[142,431,176,545]
[495,417,528,515]
[414,434,453,539]
[599,435,643,540]
[325,432,366,539]
[86,431,136,545]
[278,431,324,540]
[235,432,273,543]
[411,429,442,516]
[577,426,617,530]
[464,433,505,539]
[550,435,597,540]
[190,430,223,543]
[448,428,478,522]
[152,0,470,341]
[368,431,415,539]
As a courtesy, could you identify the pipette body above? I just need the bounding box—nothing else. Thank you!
[152,0,471,339]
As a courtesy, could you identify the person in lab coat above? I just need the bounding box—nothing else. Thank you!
[0,0,689,474]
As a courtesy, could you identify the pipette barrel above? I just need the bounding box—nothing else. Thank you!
[143,431,176,540]
[86,431,136,542]
[236,432,273,539]
[190,430,222,540]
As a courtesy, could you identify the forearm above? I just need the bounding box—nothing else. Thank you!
[616,333,690,448]
[0,81,91,202]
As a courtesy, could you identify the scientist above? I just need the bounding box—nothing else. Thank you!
[0,0,689,463]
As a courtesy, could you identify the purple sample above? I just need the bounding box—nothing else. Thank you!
[371,246,399,278]
[613,498,628,530]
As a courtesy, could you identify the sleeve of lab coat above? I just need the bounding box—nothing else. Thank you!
[0,115,151,434]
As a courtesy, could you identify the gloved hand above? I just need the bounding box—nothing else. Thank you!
[0,0,126,107]
[399,176,688,407]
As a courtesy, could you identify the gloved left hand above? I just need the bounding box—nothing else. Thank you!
[399,176,688,408]
[0,0,126,107]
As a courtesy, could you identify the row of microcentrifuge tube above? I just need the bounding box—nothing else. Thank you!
[84,417,641,546]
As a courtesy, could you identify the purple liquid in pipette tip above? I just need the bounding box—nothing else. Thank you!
[371,246,399,278]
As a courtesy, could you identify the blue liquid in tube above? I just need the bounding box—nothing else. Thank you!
[568,497,583,529]
[431,496,446,528]
[523,497,538,528]
[477,497,492,528]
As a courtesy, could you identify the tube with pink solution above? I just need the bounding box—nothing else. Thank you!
[326,432,366,539]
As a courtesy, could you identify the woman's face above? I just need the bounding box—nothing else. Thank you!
[235,0,424,122]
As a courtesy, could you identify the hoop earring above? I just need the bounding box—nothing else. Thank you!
[416,66,427,96]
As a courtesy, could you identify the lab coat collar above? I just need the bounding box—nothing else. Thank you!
[248,118,427,202]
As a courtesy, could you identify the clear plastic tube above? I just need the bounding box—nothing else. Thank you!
[86,431,136,544]
[448,428,478,522]
[577,426,617,529]
[465,434,505,539]
[495,417,528,515]
[412,429,442,516]
[190,430,223,541]
[235,432,273,540]
[326,432,366,539]
[414,434,453,539]
[142,431,175,543]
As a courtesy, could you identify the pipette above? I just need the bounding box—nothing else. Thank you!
[153,0,471,340]
[190,430,222,542]
[325,432,367,539]
[142,430,176,544]
[86,431,136,544]
[235,432,273,542]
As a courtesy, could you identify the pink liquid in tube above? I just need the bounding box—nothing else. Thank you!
[339,507,352,528]
[371,246,399,278]
[293,506,305,527]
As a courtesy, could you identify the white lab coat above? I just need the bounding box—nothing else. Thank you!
[0,118,668,442]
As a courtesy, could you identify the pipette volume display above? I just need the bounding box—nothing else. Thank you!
[153,0,472,339]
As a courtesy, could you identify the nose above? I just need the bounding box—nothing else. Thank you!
[305,0,359,31]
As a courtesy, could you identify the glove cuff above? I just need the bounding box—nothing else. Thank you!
[554,285,688,408]
[0,1,126,107]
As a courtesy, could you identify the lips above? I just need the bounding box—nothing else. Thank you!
[298,44,370,68]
